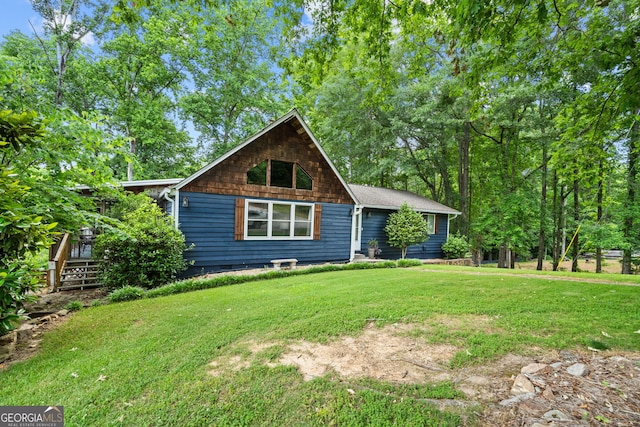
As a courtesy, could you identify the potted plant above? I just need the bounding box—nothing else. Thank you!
[367,239,378,259]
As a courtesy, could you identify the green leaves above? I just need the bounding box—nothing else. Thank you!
[384,203,430,259]
[442,234,470,259]
[94,194,190,289]
[176,0,285,159]
[0,109,58,335]
[0,110,46,156]
[0,264,35,335]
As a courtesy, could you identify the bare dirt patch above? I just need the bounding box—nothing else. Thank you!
[280,322,458,383]
[1,288,108,368]
[0,309,74,369]
[207,321,640,426]
[25,288,108,313]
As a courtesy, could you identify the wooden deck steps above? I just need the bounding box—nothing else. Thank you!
[59,259,101,291]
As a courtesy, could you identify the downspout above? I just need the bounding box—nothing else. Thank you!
[447,213,460,239]
[174,188,180,229]
[161,188,179,230]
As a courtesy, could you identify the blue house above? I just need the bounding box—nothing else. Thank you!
[350,185,460,260]
[153,109,460,275]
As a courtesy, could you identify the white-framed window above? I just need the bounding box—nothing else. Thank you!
[245,199,314,240]
[423,214,436,234]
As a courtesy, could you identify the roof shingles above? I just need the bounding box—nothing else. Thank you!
[348,184,460,214]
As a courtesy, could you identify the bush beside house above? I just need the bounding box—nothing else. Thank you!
[442,234,471,259]
[94,194,190,289]
[384,203,430,259]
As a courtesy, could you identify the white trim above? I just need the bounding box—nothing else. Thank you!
[244,199,314,240]
[423,213,436,234]
[120,178,183,188]
[349,205,363,260]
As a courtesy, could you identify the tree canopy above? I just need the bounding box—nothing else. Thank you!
[0,0,638,303]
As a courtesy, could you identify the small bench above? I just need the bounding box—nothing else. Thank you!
[270,258,298,270]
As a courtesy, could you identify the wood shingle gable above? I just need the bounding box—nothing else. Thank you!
[176,109,357,205]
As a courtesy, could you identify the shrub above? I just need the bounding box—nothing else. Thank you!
[442,234,470,259]
[95,194,190,289]
[145,262,403,300]
[0,264,40,335]
[0,111,55,335]
[384,203,429,259]
[397,258,423,268]
[65,301,83,311]
[108,286,146,303]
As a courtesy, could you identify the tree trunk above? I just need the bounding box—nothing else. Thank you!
[127,138,136,181]
[440,161,455,220]
[498,244,507,268]
[596,159,604,273]
[537,141,548,270]
[571,171,579,272]
[472,248,482,266]
[55,45,69,106]
[622,250,632,275]
[622,118,639,274]
[54,0,81,106]
[458,121,471,236]
[551,172,564,271]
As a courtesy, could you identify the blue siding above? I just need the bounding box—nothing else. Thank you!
[360,208,448,259]
[178,192,353,275]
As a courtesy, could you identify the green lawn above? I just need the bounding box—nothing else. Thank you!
[1,267,639,426]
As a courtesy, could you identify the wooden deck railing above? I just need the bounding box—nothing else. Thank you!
[49,233,71,292]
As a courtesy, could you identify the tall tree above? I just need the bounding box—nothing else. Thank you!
[300,41,401,187]
[439,0,640,272]
[93,3,195,180]
[622,118,639,274]
[389,74,464,207]
[178,1,287,159]
[30,0,109,105]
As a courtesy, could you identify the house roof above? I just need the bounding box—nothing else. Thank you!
[75,178,184,191]
[120,178,184,188]
[349,184,461,215]
[173,108,359,204]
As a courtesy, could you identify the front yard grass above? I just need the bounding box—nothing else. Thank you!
[1,267,639,426]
